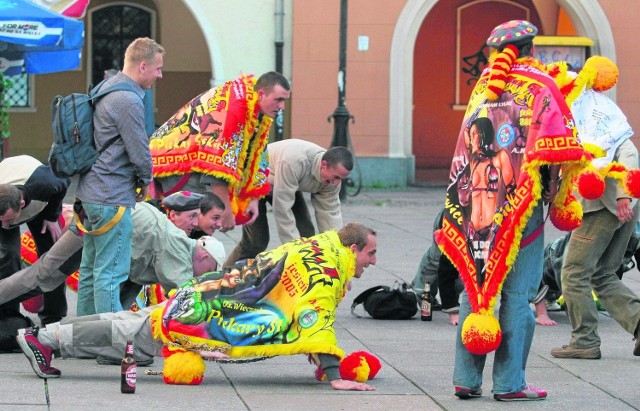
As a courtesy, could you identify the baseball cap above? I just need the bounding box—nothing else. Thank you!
[161,191,204,211]
[199,236,226,269]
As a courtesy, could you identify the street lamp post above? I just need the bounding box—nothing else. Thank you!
[329,0,353,201]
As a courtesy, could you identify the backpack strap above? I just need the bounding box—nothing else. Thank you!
[351,285,389,318]
[73,206,126,236]
[90,80,143,155]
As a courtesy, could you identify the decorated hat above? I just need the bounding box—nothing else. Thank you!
[199,236,226,269]
[161,191,204,211]
[486,20,538,49]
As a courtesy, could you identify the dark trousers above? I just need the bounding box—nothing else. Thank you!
[0,214,67,324]
[225,191,315,264]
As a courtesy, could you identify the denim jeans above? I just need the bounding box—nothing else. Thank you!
[77,203,132,315]
[561,206,640,348]
[453,203,543,394]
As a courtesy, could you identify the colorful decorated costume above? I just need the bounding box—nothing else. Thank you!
[151,230,356,383]
[435,20,589,399]
[149,74,272,223]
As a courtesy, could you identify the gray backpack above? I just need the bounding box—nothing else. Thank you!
[48,80,137,178]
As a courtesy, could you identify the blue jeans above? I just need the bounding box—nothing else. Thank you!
[453,204,543,394]
[77,203,132,315]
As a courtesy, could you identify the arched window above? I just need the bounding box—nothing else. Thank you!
[89,4,153,86]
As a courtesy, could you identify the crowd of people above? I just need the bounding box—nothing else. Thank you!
[2,19,640,400]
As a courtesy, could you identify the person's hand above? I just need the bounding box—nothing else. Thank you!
[330,378,376,391]
[542,179,559,204]
[616,198,634,224]
[220,208,236,233]
[243,198,260,225]
[136,185,149,202]
[41,219,62,242]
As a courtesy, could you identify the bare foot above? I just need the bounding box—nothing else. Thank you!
[449,313,459,326]
[535,313,557,326]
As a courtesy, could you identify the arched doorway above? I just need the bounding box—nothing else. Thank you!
[389,0,615,184]
[412,0,539,183]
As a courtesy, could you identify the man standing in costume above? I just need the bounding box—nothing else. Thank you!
[150,71,291,233]
[551,57,640,359]
[225,139,353,264]
[435,20,586,401]
[17,223,378,392]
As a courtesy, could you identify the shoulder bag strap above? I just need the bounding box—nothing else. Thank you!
[351,285,388,318]
[73,206,126,236]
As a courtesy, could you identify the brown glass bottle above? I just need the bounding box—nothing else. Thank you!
[121,340,137,393]
[420,283,433,321]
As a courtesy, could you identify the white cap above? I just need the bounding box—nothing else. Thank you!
[198,236,226,269]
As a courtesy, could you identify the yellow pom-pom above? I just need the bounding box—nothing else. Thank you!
[163,351,206,385]
[584,56,619,91]
[461,312,502,355]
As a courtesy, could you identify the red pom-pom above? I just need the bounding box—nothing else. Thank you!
[550,195,583,231]
[625,169,640,198]
[21,295,43,314]
[339,351,382,382]
[577,170,605,200]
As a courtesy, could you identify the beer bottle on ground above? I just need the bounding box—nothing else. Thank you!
[121,340,137,393]
[421,282,433,321]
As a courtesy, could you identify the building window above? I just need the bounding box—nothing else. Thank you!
[90,5,152,86]
[4,73,32,108]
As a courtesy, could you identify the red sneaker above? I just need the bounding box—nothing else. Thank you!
[16,327,61,379]
[494,385,547,401]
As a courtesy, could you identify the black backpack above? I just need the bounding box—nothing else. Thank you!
[351,282,418,320]
[48,80,138,178]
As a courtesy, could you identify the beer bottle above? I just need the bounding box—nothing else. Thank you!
[420,282,433,321]
[121,340,137,394]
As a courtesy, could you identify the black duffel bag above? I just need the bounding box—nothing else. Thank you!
[351,281,418,320]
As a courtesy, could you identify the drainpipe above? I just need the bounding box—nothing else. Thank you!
[274,0,285,141]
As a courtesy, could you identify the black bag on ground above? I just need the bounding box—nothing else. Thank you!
[351,281,418,319]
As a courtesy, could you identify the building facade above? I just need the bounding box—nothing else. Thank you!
[4,0,637,187]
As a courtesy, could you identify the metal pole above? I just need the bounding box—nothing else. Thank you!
[329,0,352,200]
[274,0,285,141]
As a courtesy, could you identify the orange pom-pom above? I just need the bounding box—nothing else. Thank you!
[162,350,205,385]
[625,169,640,198]
[461,312,502,355]
[550,195,583,231]
[577,170,605,200]
[584,56,619,91]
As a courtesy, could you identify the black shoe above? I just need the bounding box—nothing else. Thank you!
[432,298,442,311]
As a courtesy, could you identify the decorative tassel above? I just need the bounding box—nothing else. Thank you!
[486,45,519,100]
[339,351,382,382]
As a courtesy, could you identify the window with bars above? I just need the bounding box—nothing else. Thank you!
[91,5,152,86]
[4,73,32,108]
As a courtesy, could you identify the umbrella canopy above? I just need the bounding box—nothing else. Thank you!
[0,0,84,75]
